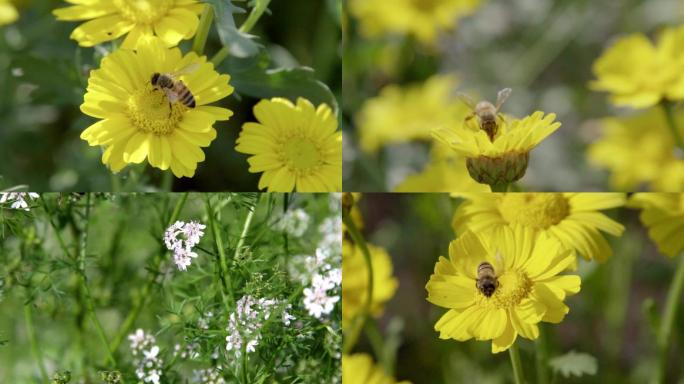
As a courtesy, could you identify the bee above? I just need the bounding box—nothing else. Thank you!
[458,88,512,141]
[476,261,499,297]
[151,63,200,111]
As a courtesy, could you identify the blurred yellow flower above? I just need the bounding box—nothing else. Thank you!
[453,193,625,261]
[587,108,684,191]
[349,0,481,44]
[80,37,233,178]
[356,75,468,153]
[342,239,398,328]
[590,27,684,108]
[235,98,342,192]
[53,0,204,48]
[426,227,581,353]
[433,111,561,186]
[343,354,411,384]
[629,193,684,257]
[0,0,18,25]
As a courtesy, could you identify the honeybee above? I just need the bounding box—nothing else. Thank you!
[151,63,200,110]
[476,261,499,297]
[458,88,512,141]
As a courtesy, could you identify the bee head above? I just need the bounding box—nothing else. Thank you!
[481,281,497,297]
[151,73,160,86]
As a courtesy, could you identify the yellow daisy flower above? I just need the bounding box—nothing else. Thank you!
[426,226,581,353]
[343,354,411,384]
[590,27,684,108]
[80,36,234,178]
[433,111,561,187]
[587,108,684,191]
[628,193,684,257]
[349,0,481,44]
[0,0,18,25]
[53,0,204,48]
[235,98,342,192]
[356,75,468,153]
[452,193,626,261]
[342,238,398,328]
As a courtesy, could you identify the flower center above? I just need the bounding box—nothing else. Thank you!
[498,193,569,229]
[480,269,532,309]
[278,136,324,175]
[113,0,172,24]
[126,85,185,135]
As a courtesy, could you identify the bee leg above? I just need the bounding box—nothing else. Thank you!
[168,102,173,117]
[464,112,476,122]
[497,113,506,123]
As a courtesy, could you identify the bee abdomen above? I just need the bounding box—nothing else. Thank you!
[180,89,196,108]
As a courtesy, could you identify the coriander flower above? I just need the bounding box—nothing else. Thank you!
[628,193,684,257]
[303,272,341,319]
[225,295,292,358]
[274,208,310,237]
[80,36,233,178]
[164,220,205,271]
[0,192,39,211]
[235,98,342,192]
[453,193,625,261]
[53,0,204,48]
[426,227,581,353]
[128,329,163,384]
[0,0,18,26]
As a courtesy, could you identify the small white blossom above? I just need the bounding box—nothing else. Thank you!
[128,329,163,384]
[192,367,226,384]
[163,220,206,271]
[303,271,341,319]
[0,192,39,211]
[274,208,310,237]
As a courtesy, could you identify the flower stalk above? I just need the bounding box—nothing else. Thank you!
[509,343,526,384]
[192,5,214,54]
[535,326,549,384]
[24,304,49,384]
[655,253,684,384]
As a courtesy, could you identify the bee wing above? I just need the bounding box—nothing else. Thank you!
[495,88,512,110]
[456,92,477,111]
[168,63,201,78]
[164,88,180,103]
[493,250,505,273]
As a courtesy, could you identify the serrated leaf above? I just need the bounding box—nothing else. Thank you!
[204,0,261,58]
[549,351,598,378]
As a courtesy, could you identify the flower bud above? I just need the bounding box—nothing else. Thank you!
[465,151,529,186]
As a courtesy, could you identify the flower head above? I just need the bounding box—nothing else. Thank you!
[342,354,411,384]
[349,0,481,44]
[0,192,39,211]
[128,329,163,384]
[628,193,684,257]
[590,27,684,108]
[80,37,233,177]
[587,107,684,191]
[0,0,18,26]
[433,111,561,186]
[225,295,292,358]
[426,227,581,353]
[236,97,341,192]
[164,220,205,270]
[53,0,204,48]
[303,270,341,319]
[453,193,625,262]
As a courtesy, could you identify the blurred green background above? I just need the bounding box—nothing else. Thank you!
[342,0,683,191]
[352,193,683,383]
[0,0,341,192]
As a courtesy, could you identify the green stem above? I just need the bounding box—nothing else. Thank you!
[109,193,189,353]
[234,196,259,264]
[661,101,684,151]
[490,183,509,192]
[283,194,290,274]
[239,0,271,34]
[655,254,684,384]
[509,343,526,384]
[210,46,230,67]
[192,5,214,54]
[160,171,173,192]
[364,319,390,375]
[535,326,549,384]
[24,304,49,384]
[206,197,235,309]
[341,213,373,353]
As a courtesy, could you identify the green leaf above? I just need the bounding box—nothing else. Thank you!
[204,0,261,58]
[549,351,598,378]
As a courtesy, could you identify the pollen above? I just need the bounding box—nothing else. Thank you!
[126,86,184,136]
[278,135,325,175]
[113,0,172,24]
[498,193,570,229]
[479,269,533,309]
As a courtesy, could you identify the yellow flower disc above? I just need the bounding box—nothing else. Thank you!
[452,193,626,261]
[80,36,234,178]
[425,227,581,353]
[0,0,18,26]
[53,0,204,48]
[235,98,342,192]
[343,354,411,384]
[629,193,684,257]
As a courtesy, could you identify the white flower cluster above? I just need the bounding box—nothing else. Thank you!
[192,368,226,384]
[303,268,341,319]
[128,329,163,384]
[225,295,294,358]
[197,310,214,330]
[273,208,310,237]
[173,342,200,360]
[163,220,206,271]
[0,192,39,211]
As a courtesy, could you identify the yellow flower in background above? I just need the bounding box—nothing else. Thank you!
[343,354,411,384]
[433,111,561,186]
[356,75,467,153]
[629,193,684,257]
[394,143,490,192]
[342,239,398,328]
[452,193,625,261]
[0,0,18,25]
[53,0,204,48]
[590,27,684,108]
[587,108,684,191]
[80,37,234,178]
[349,0,481,44]
[426,227,581,353]
[235,98,342,192]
